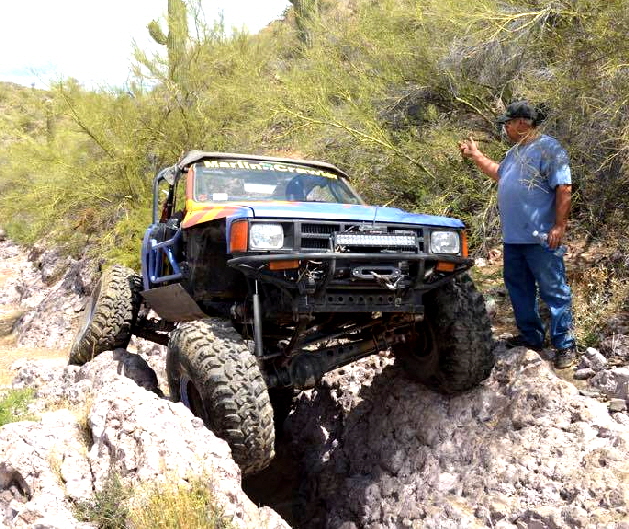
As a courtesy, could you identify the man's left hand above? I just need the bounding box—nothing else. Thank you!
[548,225,566,249]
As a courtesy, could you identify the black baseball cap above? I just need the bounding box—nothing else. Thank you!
[496,101,539,124]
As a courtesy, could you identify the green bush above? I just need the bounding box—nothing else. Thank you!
[0,388,36,426]
[74,472,131,529]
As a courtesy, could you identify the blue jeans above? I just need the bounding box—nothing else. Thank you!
[503,243,575,349]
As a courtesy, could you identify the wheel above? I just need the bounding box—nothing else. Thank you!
[68,265,142,366]
[167,319,275,475]
[393,273,495,393]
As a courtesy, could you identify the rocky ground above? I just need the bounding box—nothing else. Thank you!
[0,239,288,528]
[1,238,629,528]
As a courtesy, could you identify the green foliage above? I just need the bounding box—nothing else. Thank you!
[99,199,152,269]
[128,478,233,529]
[7,0,629,255]
[571,258,629,347]
[289,0,320,46]
[2,0,629,342]
[0,388,36,426]
[73,471,231,529]
[74,472,131,529]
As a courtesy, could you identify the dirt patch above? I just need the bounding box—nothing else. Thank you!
[0,339,68,387]
[0,244,67,387]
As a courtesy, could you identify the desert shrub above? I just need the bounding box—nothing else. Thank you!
[128,478,232,529]
[0,388,36,426]
[74,472,131,529]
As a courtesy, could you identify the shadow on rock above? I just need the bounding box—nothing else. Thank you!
[281,349,629,528]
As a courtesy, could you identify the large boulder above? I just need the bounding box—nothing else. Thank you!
[0,410,93,528]
[285,348,629,528]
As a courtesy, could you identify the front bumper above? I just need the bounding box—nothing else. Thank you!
[228,251,473,313]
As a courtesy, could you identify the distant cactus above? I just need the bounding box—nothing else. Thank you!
[148,0,189,83]
[289,0,319,47]
[44,99,56,142]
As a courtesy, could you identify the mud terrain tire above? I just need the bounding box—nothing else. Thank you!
[167,319,275,475]
[393,273,494,393]
[68,265,141,366]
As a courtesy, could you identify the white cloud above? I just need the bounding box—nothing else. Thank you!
[0,0,290,89]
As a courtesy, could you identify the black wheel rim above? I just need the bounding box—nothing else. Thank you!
[180,375,205,421]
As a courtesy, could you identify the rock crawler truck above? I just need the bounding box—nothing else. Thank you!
[69,151,495,475]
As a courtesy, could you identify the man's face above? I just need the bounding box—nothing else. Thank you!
[503,117,533,142]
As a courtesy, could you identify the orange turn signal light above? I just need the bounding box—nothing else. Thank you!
[230,220,249,253]
[461,230,468,258]
[269,260,300,271]
[436,261,456,272]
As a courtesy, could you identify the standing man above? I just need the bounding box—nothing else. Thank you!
[459,101,577,368]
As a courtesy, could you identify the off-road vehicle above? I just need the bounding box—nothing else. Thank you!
[70,151,494,474]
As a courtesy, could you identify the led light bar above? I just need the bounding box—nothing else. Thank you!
[335,233,417,247]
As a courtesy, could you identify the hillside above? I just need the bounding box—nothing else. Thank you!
[1,0,628,347]
[1,2,629,525]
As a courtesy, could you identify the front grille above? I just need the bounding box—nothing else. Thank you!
[302,223,339,235]
[301,238,331,250]
[300,223,339,250]
[296,221,425,252]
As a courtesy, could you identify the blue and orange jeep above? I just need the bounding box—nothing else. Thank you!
[69,151,494,474]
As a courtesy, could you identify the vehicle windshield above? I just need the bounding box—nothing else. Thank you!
[192,160,363,204]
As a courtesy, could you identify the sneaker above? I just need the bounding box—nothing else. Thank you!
[505,335,543,352]
[554,346,577,369]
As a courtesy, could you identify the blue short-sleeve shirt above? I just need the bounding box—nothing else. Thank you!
[497,134,572,244]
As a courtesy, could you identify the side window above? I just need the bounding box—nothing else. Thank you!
[159,171,188,223]
[173,172,187,216]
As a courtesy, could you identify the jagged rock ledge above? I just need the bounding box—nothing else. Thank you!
[4,351,290,529]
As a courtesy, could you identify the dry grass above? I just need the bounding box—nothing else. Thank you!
[128,478,233,529]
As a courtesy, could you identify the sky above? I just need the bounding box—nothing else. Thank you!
[0,0,291,90]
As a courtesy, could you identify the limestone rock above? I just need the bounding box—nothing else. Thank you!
[590,368,629,401]
[573,367,596,380]
[581,347,608,371]
[0,410,93,528]
[76,349,162,397]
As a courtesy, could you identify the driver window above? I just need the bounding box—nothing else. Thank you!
[170,172,187,221]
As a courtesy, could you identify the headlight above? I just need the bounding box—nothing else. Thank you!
[249,223,284,250]
[430,230,460,254]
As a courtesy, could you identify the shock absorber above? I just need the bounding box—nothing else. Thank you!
[252,280,263,357]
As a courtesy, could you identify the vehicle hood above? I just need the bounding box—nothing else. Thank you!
[182,201,465,230]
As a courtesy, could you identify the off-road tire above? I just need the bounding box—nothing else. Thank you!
[167,319,275,475]
[68,265,142,366]
[393,273,494,393]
